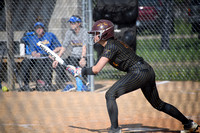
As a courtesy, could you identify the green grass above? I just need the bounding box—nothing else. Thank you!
[95,38,200,81]
[174,18,192,35]
[136,38,200,63]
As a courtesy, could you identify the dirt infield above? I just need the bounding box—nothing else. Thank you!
[0,80,199,133]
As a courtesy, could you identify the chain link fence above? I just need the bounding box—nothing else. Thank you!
[0,0,91,91]
[95,0,200,82]
[0,0,199,92]
[0,1,199,133]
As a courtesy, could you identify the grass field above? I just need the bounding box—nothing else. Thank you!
[97,35,200,81]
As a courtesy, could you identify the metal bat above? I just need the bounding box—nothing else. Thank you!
[36,41,89,86]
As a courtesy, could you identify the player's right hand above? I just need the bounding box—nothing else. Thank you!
[66,65,82,77]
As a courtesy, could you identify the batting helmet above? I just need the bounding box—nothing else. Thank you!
[88,19,114,40]
[34,22,44,28]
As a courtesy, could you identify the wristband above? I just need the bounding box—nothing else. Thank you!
[82,67,95,76]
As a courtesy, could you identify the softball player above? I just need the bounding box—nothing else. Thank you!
[69,19,199,133]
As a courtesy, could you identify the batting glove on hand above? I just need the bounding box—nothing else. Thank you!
[66,65,82,77]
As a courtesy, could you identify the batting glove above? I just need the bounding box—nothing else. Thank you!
[66,65,82,77]
[75,67,82,77]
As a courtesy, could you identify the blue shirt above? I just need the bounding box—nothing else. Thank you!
[26,32,61,55]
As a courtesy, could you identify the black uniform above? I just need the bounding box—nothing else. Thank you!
[101,39,189,129]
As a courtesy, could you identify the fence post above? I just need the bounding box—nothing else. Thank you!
[5,0,15,90]
[160,0,174,50]
[88,0,94,91]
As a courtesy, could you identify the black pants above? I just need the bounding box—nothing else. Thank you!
[105,63,189,129]
[20,58,53,85]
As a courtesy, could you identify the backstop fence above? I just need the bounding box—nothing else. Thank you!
[0,0,199,91]
[0,1,199,133]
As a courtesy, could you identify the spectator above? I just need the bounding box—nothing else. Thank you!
[19,22,61,91]
[52,15,88,91]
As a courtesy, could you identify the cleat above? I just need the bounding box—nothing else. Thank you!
[181,120,199,133]
[108,127,121,133]
[19,85,33,92]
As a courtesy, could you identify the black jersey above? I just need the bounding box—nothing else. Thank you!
[102,39,144,72]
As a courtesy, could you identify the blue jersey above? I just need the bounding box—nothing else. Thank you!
[21,32,35,55]
[28,32,61,55]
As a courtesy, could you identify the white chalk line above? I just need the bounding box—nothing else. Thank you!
[156,81,170,85]
[179,90,198,94]
[0,124,37,129]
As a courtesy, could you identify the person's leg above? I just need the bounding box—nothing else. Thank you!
[68,57,85,91]
[32,59,41,81]
[55,58,71,88]
[40,58,53,90]
[33,59,45,91]
[141,82,189,124]
[20,58,31,85]
[55,63,66,87]
[105,70,149,130]
[141,68,199,131]
[19,58,35,91]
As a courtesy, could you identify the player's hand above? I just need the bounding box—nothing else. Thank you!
[49,55,55,61]
[66,65,77,76]
[79,58,86,67]
[66,65,82,77]
[32,51,41,57]
[35,53,40,58]
[52,60,59,68]
[75,67,82,76]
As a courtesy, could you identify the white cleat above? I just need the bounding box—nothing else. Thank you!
[181,120,199,133]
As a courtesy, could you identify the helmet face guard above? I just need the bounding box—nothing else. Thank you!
[88,19,114,41]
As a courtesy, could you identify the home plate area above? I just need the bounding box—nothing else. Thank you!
[120,124,179,133]
[116,123,198,133]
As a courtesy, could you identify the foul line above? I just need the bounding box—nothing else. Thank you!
[156,81,170,85]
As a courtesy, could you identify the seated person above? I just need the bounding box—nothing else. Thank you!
[19,22,61,91]
[52,15,88,91]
